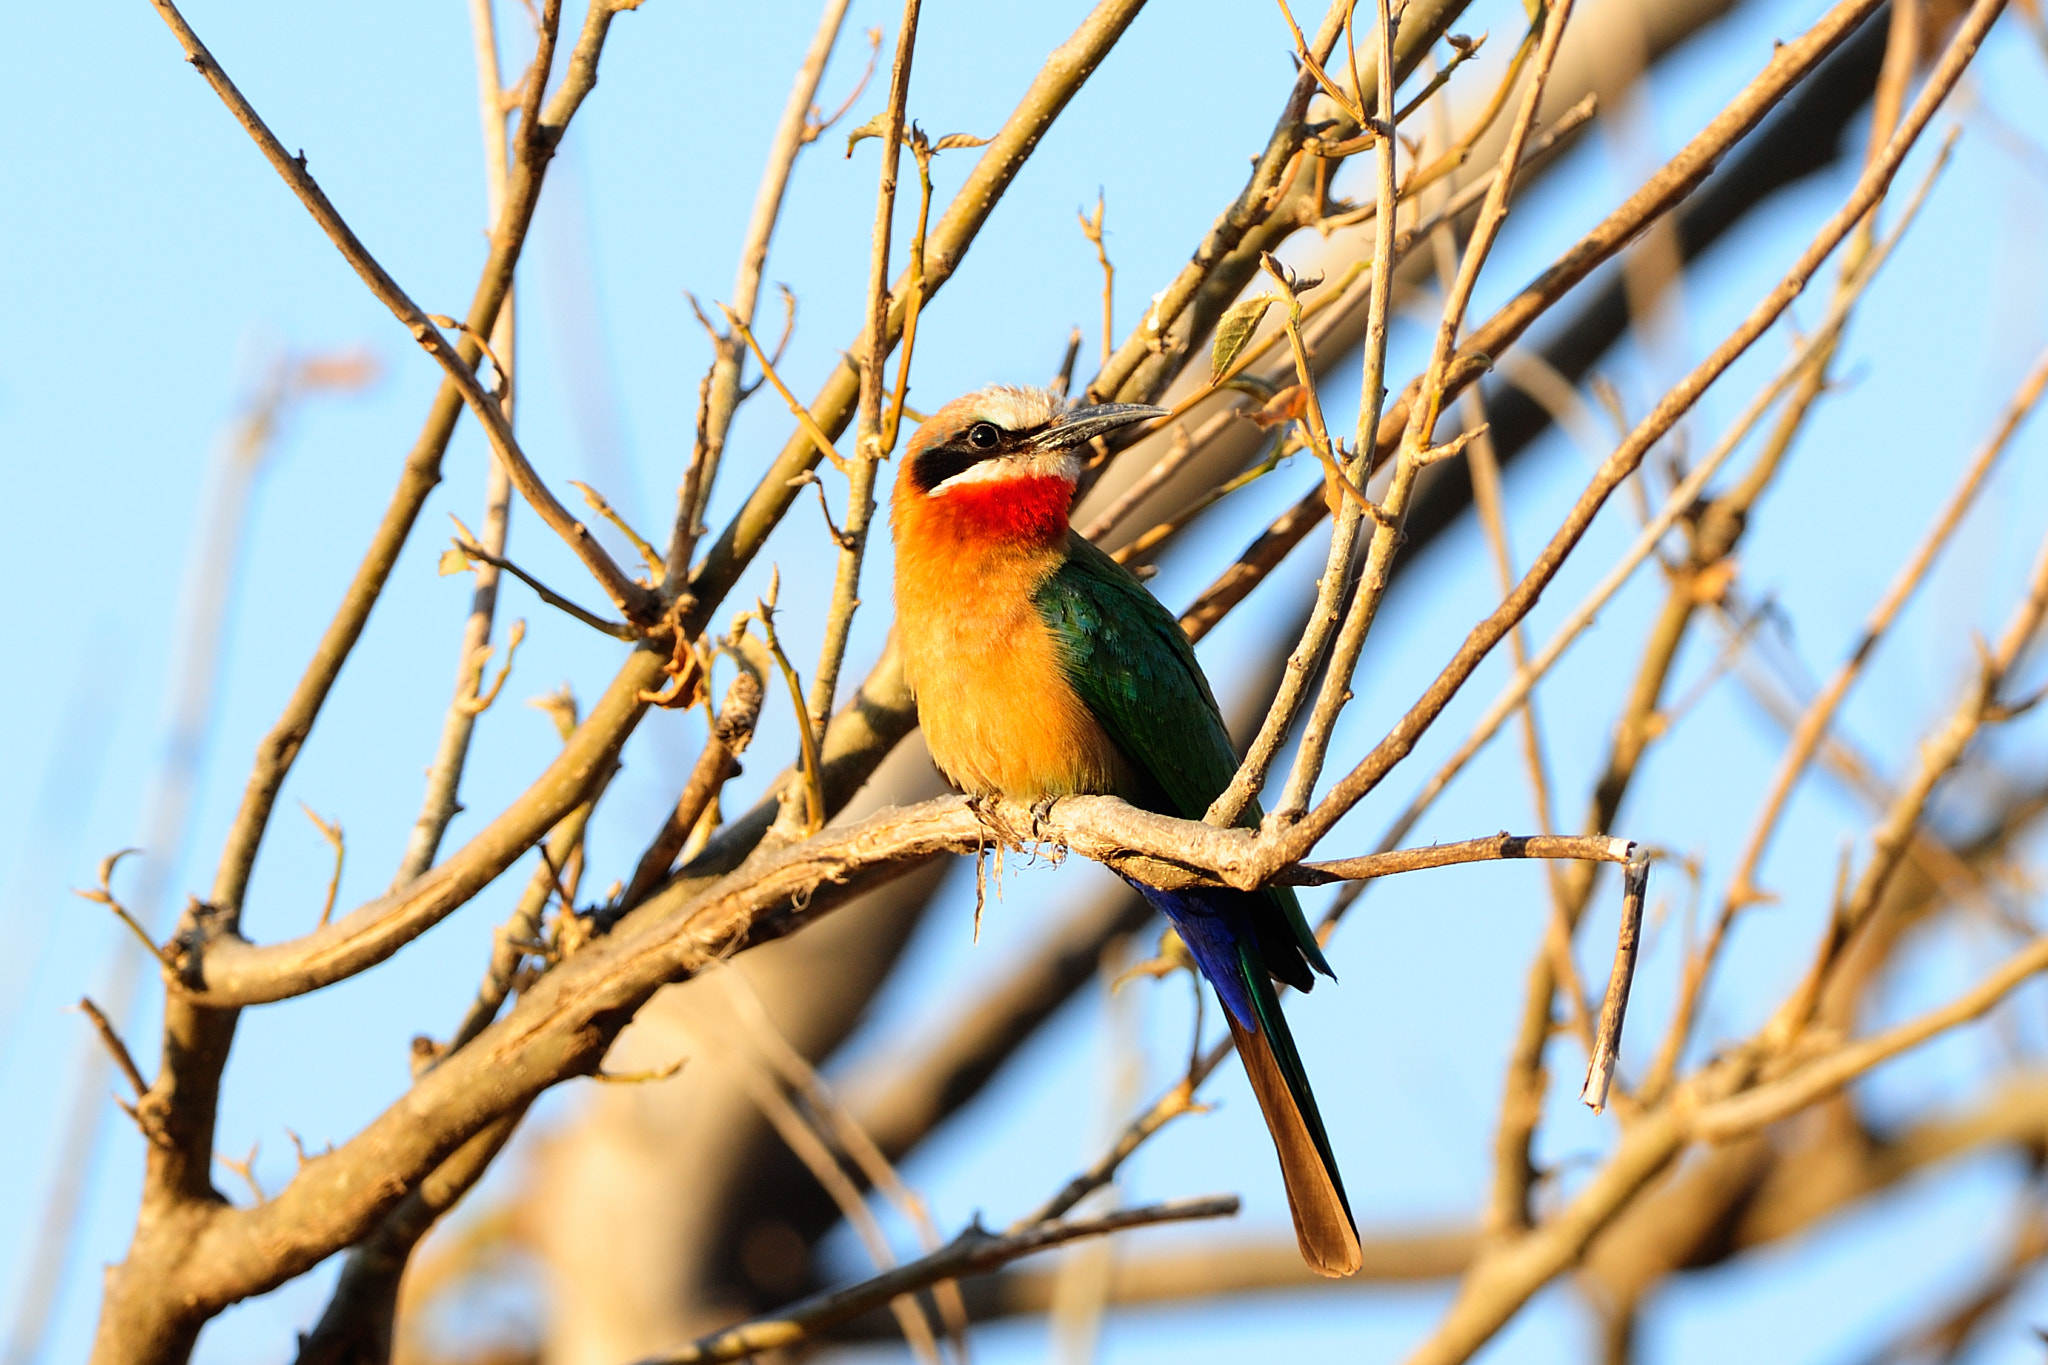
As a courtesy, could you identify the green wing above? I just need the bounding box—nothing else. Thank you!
[1035,533,1332,981]
[1035,534,1236,821]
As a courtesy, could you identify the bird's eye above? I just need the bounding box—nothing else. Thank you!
[967,422,1001,450]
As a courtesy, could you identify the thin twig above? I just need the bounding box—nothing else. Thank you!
[79,997,149,1100]
[446,527,637,640]
[440,698,617,1061]
[882,130,938,455]
[711,965,973,1360]
[1080,190,1114,369]
[1260,256,1376,513]
[1579,848,1651,1111]
[1109,428,1290,568]
[674,0,855,583]
[1276,0,1367,123]
[1693,923,2048,1142]
[1646,325,2041,1101]
[633,1198,1241,1365]
[458,618,526,716]
[570,480,665,584]
[1024,1070,1219,1230]
[807,0,922,747]
[74,850,174,972]
[1077,413,1210,545]
[1269,3,1979,877]
[621,671,762,910]
[1296,833,1636,884]
[1276,0,1577,820]
[591,1056,689,1085]
[722,307,852,474]
[299,804,345,928]
[390,0,524,890]
[705,1018,945,1363]
[742,580,828,836]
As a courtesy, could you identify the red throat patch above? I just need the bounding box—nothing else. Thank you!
[925,473,1075,548]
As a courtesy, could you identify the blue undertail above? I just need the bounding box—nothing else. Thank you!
[1121,876,1259,1032]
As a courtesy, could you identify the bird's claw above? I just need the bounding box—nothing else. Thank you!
[963,794,1062,857]
[1028,796,1059,838]
[964,792,1024,846]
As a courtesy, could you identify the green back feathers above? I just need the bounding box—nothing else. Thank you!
[1034,535,1236,821]
[1035,533,1331,981]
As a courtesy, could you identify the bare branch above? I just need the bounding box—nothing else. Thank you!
[632,1197,1241,1365]
[1275,0,1578,819]
[1650,332,2048,1096]
[689,0,1164,617]
[145,0,660,630]
[621,672,763,911]
[1267,0,1974,878]
[206,0,633,925]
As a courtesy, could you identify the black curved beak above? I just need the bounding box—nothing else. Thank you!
[1028,402,1168,451]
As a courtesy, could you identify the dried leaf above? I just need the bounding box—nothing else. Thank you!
[439,546,471,576]
[1211,295,1276,381]
[932,132,989,151]
[1220,374,1279,405]
[843,111,888,157]
[1246,384,1308,429]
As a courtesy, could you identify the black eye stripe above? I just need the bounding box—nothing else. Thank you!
[912,420,1026,491]
[913,447,987,491]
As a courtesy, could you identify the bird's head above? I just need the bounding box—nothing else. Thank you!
[893,384,1164,548]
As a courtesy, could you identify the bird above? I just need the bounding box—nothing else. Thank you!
[889,383,1362,1277]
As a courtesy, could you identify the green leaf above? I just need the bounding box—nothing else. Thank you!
[932,132,989,151]
[438,546,471,577]
[1211,294,1276,381]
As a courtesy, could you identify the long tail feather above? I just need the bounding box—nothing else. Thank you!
[1230,960,1361,1277]
[1126,877,1359,1274]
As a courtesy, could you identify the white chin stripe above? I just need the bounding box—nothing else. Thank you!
[928,451,1080,495]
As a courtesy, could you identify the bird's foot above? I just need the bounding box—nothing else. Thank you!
[964,792,1025,847]
[1027,795,1059,840]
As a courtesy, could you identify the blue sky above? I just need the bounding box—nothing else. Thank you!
[4,0,2048,1360]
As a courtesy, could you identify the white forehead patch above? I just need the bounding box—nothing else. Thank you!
[964,385,1067,432]
[928,449,1081,496]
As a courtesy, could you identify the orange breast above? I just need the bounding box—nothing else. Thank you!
[891,476,1130,800]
